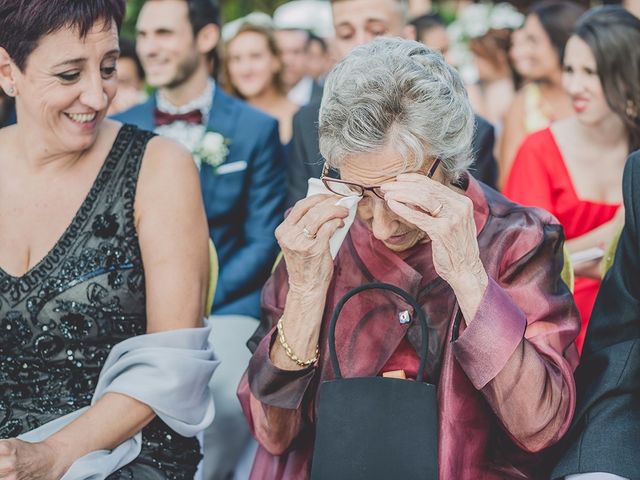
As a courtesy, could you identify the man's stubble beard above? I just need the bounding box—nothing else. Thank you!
[164,49,202,90]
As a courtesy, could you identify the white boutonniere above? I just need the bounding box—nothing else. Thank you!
[193,131,230,172]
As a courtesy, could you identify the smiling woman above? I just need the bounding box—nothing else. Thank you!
[498,1,586,186]
[0,0,217,479]
[504,6,640,352]
[0,1,123,153]
[222,23,298,145]
[13,25,120,153]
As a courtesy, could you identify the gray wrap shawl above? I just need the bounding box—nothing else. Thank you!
[19,325,219,479]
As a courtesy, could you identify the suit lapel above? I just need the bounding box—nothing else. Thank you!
[200,85,240,217]
[206,87,237,143]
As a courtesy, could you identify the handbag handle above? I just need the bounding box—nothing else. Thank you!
[328,283,429,381]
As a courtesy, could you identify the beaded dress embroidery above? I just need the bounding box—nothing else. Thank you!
[0,125,201,479]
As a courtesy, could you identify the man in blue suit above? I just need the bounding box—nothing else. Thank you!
[115,1,285,478]
[116,0,285,320]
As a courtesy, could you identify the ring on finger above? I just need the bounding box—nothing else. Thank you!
[302,227,317,240]
[431,203,444,217]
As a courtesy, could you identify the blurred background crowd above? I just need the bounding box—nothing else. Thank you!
[1,0,639,478]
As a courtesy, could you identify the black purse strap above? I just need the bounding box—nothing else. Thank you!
[328,283,429,381]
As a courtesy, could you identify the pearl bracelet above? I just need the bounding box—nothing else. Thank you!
[276,316,319,367]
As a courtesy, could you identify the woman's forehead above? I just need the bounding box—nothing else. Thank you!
[339,149,423,183]
[29,22,118,66]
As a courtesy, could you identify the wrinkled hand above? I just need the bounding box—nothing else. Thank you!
[275,194,349,295]
[381,174,486,289]
[0,438,67,480]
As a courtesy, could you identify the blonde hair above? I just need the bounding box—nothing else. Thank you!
[222,23,285,98]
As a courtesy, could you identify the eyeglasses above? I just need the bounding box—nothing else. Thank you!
[320,157,441,199]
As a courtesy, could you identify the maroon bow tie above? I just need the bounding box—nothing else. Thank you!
[154,108,203,127]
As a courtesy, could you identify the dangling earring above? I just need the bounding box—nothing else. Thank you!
[626,99,638,119]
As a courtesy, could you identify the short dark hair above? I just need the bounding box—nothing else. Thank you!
[119,38,145,82]
[410,13,446,42]
[306,33,328,54]
[528,1,586,63]
[187,0,220,33]
[0,0,126,71]
[574,5,640,151]
[147,0,220,35]
[145,0,220,77]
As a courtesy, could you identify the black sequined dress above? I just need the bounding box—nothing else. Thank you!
[0,125,201,479]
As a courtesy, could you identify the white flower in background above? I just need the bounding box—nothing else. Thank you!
[273,0,335,38]
[447,2,524,83]
[194,131,230,171]
[490,3,526,31]
[450,2,524,41]
[459,3,492,38]
[221,12,273,43]
[447,22,464,43]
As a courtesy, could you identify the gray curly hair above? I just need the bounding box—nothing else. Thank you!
[318,38,475,181]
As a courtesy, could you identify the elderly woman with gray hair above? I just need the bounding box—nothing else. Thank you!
[238,38,580,479]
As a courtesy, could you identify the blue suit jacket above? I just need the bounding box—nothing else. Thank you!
[115,86,286,318]
[0,100,16,128]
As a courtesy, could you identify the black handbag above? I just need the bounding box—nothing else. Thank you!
[310,283,438,480]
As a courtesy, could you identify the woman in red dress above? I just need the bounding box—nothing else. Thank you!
[504,6,640,352]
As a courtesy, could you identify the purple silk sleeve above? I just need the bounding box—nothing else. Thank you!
[238,176,580,479]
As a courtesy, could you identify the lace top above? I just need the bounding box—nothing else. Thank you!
[0,124,201,479]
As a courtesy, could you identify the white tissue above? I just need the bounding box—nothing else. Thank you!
[306,178,361,259]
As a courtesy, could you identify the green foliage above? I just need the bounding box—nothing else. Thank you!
[122,0,145,39]
[121,0,294,39]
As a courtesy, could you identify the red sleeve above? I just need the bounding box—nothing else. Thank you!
[503,130,555,214]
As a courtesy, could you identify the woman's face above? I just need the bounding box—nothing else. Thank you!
[340,143,443,253]
[10,21,119,155]
[562,36,614,125]
[521,14,561,81]
[227,31,279,99]
[116,57,144,91]
[509,28,533,79]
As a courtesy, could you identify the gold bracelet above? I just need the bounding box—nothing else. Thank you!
[276,316,319,367]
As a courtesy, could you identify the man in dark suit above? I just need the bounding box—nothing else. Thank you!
[287,0,497,207]
[553,151,640,480]
[115,1,285,478]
